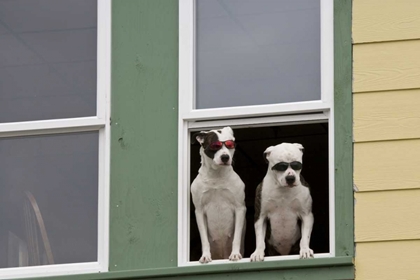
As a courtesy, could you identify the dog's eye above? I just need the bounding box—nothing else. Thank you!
[209,141,223,150]
[224,140,236,149]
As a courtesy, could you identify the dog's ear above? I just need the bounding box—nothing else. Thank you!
[263,146,274,163]
[293,143,305,154]
[193,131,208,145]
[222,126,234,137]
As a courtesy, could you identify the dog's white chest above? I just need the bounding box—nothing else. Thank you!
[262,187,307,251]
[198,183,239,241]
[266,198,301,239]
[201,186,236,208]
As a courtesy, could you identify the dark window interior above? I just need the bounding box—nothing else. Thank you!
[189,122,330,261]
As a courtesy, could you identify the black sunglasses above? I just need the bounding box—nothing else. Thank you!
[271,161,302,171]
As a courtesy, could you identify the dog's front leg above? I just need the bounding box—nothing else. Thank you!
[299,212,314,259]
[250,216,267,262]
[195,209,212,263]
[229,206,246,261]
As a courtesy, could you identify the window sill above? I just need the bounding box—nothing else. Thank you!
[21,256,354,280]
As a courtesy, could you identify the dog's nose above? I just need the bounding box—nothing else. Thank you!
[286,175,295,184]
[221,154,230,163]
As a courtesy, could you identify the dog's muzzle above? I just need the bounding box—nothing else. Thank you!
[285,175,296,185]
[221,154,230,164]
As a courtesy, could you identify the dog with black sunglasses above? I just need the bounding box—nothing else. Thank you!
[250,143,314,261]
[191,126,246,263]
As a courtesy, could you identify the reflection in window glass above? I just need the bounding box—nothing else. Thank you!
[0,132,98,267]
[0,0,97,122]
[196,0,320,109]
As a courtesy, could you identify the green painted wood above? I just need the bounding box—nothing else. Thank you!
[19,257,353,280]
[109,0,179,271]
[334,0,354,257]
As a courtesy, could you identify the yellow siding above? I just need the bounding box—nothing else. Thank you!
[353,40,420,93]
[354,139,420,192]
[355,189,420,242]
[353,1,420,279]
[353,0,420,43]
[356,240,420,280]
[354,89,420,142]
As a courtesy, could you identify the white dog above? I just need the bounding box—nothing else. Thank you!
[191,127,246,263]
[250,143,314,261]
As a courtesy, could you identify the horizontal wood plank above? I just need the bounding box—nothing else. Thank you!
[354,40,420,93]
[354,139,420,192]
[354,89,420,142]
[355,189,420,242]
[353,0,420,43]
[355,240,420,280]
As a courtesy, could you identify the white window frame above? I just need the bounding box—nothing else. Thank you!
[0,1,111,278]
[178,0,335,266]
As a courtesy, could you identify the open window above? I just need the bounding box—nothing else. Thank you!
[178,0,335,266]
[0,1,110,278]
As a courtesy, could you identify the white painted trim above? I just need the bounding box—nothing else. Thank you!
[321,0,335,256]
[188,113,328,130]
[0,262,102,280]
[321,0,334,104]
[178,0,335,267]
[97,0,112,122]
[328,110,336,257]
[0,1,111,278]
[182,101,330,121]
[97,0,111,272]
[178,0,194,265]
[178,120,193,266]
[179,0,195,117]
[0,117,105,138]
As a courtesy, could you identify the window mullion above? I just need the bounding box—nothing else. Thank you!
[182,101,330,121]
[187,113,328,130]
[0,117,105,138]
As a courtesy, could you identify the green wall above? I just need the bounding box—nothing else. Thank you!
[108,0,354,277]
[110,0,179,270]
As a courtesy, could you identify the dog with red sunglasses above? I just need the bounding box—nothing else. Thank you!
[191,126,246,263]
[250,143,314,261]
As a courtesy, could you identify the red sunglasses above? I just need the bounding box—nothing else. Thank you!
[209,140,236,150]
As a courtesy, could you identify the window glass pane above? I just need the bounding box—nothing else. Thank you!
[0,0,97,122]
[0,132,98,267]
[196,0,320,109]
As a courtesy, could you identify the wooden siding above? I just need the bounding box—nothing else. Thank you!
[355,240,420,280]
[354,139,420,192]
[353,0,420,44]
[353,0,420,279]
[355,189,420,242]
[353,40,420,93]
[354,89,420,142]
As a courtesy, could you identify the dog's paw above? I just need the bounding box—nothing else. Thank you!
[299,248,314,259]
[250,250,265,262]
[229,252,242,261]
[199,252,212,264]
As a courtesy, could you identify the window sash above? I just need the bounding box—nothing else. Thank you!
[179,0,334,121]
[178,0,335,266]
[178,113,335,266]
[0,0,111,278]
